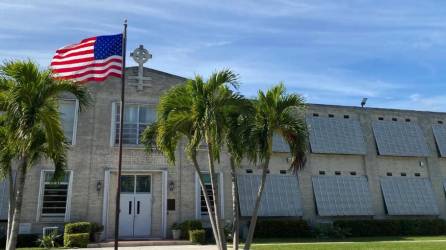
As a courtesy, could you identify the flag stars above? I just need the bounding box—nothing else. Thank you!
[94,34,123,60]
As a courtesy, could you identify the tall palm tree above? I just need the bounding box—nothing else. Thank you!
[224,101,256,250]
[141,69,242,250]
[140,85,221,248]
[243,83,308,250]
[0,60,90,250]
[0,118,16,245]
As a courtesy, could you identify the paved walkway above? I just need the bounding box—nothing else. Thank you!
[86,245,217,250]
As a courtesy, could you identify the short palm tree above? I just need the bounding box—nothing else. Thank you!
[0,60,90,250]
[142,69,243,250]
[243,83,308,250]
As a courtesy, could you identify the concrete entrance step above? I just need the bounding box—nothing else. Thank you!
[88,240,191,248]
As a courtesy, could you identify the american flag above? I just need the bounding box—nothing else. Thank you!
[51,34,123,82]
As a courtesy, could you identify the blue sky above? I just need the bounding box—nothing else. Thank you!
[1,1,446,111]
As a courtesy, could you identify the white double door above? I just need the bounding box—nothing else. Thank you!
[119,175,152,238]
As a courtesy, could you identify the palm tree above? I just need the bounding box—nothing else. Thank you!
[140,85,221,248]
[0,118,16,245]
[243,83,308,250]
[141,69,242,250]
[0,60,90,250]
[224,101,256,250]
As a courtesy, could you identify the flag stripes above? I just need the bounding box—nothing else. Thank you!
[51,34,123,82]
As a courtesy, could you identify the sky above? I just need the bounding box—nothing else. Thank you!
[2,0,446,111]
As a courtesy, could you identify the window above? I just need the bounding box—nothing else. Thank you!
[59,100,78,144]
[39,171,72,221]
[196,173,222,218]
[114,103,155,145]
[200,174,215,217]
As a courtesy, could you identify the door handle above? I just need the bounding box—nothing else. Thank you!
[137,201,140,214]
[129,201,132,215]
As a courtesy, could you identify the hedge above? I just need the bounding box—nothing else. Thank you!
[64,233,90,248]
[334,219,446,237]
[64,221,92,234]
[180,220,203,239]
[189,229,206,244]
[254,219,311,238]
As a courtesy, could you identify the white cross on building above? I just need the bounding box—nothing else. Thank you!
[128,45,152,91]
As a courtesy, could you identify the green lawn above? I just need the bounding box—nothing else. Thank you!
[249,236,446,250]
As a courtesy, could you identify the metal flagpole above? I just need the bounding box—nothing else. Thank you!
[114,19,127,250]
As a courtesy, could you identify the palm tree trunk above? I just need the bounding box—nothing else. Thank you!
[207,143,226,250]
[243,156,270,250]
[191,154,221,249]
[230,157,240,250]
[6,169,15,247]
[6,158,26,250]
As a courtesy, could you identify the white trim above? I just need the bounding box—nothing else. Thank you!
[194,171,224,220]
[194,173,201,219]
[102,169,168,239]
[59,98,79,145]
[110,102,117,146]
[102,170,110,240]
[65,171,74,221]
[219,172,224,219]
[36,170,45,222]
[72,99,79,145]
[36,170,73,222]
[162,171,168,238]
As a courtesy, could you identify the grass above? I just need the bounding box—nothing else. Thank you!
[249,236,446,250]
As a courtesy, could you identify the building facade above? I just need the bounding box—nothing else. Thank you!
[4,60,446,240]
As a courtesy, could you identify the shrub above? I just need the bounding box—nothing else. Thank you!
[37,232,61,248]
[313,223,351,239]
[90,222,104,242]
[202,223,231,243]
[254,219,311,238]
[180,220,203,239]
[189,229,206,244]
[64,221,92,234]
[334,219,446,237]
[64,233,90,248]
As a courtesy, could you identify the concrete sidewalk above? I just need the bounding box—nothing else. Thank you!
[85,246,217,250]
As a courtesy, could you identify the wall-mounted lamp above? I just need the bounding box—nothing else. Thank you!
[169,181,175,191]
[96,180,103,192]
[419,161,425,167]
